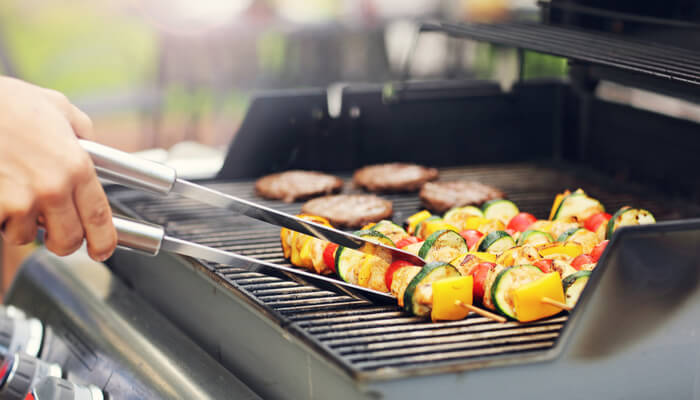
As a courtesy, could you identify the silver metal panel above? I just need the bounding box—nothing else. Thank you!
[4,249,261,400]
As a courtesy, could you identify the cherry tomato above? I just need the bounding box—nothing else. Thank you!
[395,236,422,249]
[571,254,595,270]
[507,212,537,233]
[471,262,495,301]
[460,230,484,250]
[590,240,609,262]
[533,259,553,273]
[323,243,339,273]
[385,260,413,289]
[584,212,612,232]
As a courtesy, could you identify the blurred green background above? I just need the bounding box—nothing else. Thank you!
[0,0,566,151]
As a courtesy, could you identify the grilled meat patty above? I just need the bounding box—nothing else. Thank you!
[255,170,343,203]
[353,163,438,193]
[420,180,505,213]
[301,194,393,228]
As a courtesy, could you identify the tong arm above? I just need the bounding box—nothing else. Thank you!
[111,216,395,302]
[80,140,177,195]
[113,216,164,256]
[82,140,426,266]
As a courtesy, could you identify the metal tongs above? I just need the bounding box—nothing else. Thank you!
[81,140,426,300]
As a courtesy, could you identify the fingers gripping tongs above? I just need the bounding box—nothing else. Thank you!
[80,140,426,300]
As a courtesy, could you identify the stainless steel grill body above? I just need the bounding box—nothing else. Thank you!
[108,164,700,399]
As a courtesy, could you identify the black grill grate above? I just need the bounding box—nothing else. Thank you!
[430,21,700,87]
[109,163,700,379]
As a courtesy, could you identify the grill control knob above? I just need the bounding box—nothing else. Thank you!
[0,317,43,361]
[0,353,61,400]
[29,377,103,400]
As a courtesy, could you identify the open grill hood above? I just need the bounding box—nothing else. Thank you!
[106,6,700,399]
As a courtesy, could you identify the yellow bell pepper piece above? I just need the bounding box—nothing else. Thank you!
[361,222,377,230]
[289,232,302,265]
[450,252,497,265]
[465,217,505,235]
[431,275,473,321]
[549,191,570,221]
[406,210,432,235]
[358,255,372,287]
[280,228,291,258]
[297,213,331,225]
[472,252,497,263]
[496,247,518,267]
[528,220,553,237]
[357,236,391,288]
[512,272,566,322]
[298,236,314,269]
[464,216,490,231]
[537,242,583,259]
[423,220,459,238]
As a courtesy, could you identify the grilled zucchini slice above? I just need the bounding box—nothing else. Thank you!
[552,190,604,222]
[336,230,394,286]
[563,270,591,308]
[418,229,469,263]
[517,229,553,246]
[335,246,362,284]
[403,262,461,317]
[491,265,544,319]
[444,206,484,229]
[482,199,519,225]
[477,230,516,254]
[606,207,656,239]
[556,227,585,242]
[371,220,409,243]
[559,227,599,254]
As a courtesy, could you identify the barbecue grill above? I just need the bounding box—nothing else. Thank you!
[5,1,700,399]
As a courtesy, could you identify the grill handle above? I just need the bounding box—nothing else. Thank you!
[113,216,164,256]
[79,140,177,195]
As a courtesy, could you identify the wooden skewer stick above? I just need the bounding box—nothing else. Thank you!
[541,297,572,311]
[455,300,507,323]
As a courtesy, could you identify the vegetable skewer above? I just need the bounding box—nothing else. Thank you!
[280,188,655,323]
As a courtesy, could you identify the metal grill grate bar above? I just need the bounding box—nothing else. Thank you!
[344,332,561,362]
[435,21,700,85]
[336,324,563,355]
[353,342,555,370]
[319,318,567,347]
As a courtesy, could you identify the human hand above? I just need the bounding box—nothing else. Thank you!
[0,77,117,261]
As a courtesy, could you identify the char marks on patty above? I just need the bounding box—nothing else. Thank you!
[302,194,393,229]
[353,163,438,193]
[420,181,505,213]
[255,170,343,203]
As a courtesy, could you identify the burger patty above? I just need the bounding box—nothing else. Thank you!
[255,170,343,203]
[301,194,393,228]
[420,181,505,213]
[353,163,438,193]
